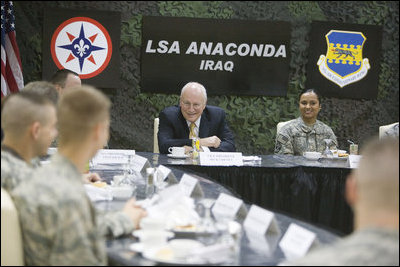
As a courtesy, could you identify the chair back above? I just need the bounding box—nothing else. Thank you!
[276,120,291,135]
[154,118,160,153]
[379,122,399,139]
[1,188,24,266]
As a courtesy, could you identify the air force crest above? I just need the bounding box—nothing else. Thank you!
[51,17,112,79]
[317,30,370,88]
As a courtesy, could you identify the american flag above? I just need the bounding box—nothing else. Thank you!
[1,1,24,98]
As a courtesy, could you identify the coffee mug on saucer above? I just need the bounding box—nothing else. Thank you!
[168,147,185,156]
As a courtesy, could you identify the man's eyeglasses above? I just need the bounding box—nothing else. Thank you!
[182,101,203,109]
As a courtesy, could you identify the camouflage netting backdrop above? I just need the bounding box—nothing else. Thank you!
[15,1,399,154]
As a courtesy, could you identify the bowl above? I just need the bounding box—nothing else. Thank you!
[110,186,135,199]
[303,151,322,160]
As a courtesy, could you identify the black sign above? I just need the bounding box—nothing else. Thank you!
[42,8,121,89]
[306,21,382,99]
[141,16,291,96]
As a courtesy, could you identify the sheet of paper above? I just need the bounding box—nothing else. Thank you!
[199,152,243,166]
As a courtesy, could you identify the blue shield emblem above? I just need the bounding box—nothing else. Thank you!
[317,30,370,88]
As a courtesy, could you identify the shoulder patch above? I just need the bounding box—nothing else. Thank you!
[277,134,289,144]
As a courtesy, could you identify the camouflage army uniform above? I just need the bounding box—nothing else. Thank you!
[1,145,37,192]
[11,153,134,266]
[275,117,337,155]
[283,228,399,266]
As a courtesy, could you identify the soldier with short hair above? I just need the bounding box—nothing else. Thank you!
[274,88,337,155]
[12,85,147,265]
[282,137,399,266]
[1,88,58,192]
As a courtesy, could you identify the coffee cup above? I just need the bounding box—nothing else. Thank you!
[168,146,185,156]
[140,217,166,230]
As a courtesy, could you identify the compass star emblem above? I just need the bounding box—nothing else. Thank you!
[51,17,112,79]
[58,24,105,72]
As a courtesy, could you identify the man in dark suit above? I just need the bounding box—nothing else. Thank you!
[158,82,236,154]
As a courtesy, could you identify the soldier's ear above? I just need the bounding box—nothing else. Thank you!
[30,121,41,141]
[345,173,358,207]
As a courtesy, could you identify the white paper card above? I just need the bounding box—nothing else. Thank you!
[212,193,248,221]
[157,165,178,184]
[199,152,243,166]
[130,154,151,173]
[245,228,280,256]
[348,154,362,169]
[91,149,135,165]
[279,223,318,261]
[179,174,204,198]
[243,205,280,236]
[201,146,211,153]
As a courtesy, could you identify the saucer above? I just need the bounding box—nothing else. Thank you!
[129,242,144,253]
[168,154,189,159]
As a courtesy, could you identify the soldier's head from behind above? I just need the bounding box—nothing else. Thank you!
[346,137,399,230]
[1,90,58,162]
[22,81,59,104]
[50,69,81,94]
[57,85,110,158]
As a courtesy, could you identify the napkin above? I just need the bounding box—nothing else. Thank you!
[144,186,200,229]
[84,184,113,201]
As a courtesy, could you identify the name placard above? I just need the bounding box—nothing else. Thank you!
[199,152,243,166]
[243,205,280,236]
[91,149,136,165]
[348,155,362,169]
[179,174,204,198]
[130,154,151,174]
[212,193,248,221]
[157,165,178,184]
[245,228,280,256]
[279,223,318,261]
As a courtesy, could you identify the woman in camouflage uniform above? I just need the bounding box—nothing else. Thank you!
[274,89,337,155]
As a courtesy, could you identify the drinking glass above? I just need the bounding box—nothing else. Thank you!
[322,139,333,158]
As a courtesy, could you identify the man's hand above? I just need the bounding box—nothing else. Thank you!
[122,198,147,229]
[200,136,221,148]
[183,145,192,154]
[82,172,102,184]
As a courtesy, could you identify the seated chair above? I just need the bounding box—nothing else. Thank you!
[379,122,399,139]
[154,118,159,153]
[1,188,24,266]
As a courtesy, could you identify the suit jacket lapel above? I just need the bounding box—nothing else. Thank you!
[199,110,209,138]
[178,110,190,138]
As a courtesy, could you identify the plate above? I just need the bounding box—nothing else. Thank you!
[168,154,190,159]
[168,225,197,237]
[331,156,349,160]
[142,241,206,265]
[129,242,144,253]
[132,229,174,239]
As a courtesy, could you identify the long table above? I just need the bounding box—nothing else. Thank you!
[137,152,354,235]
[93,162,339,266]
